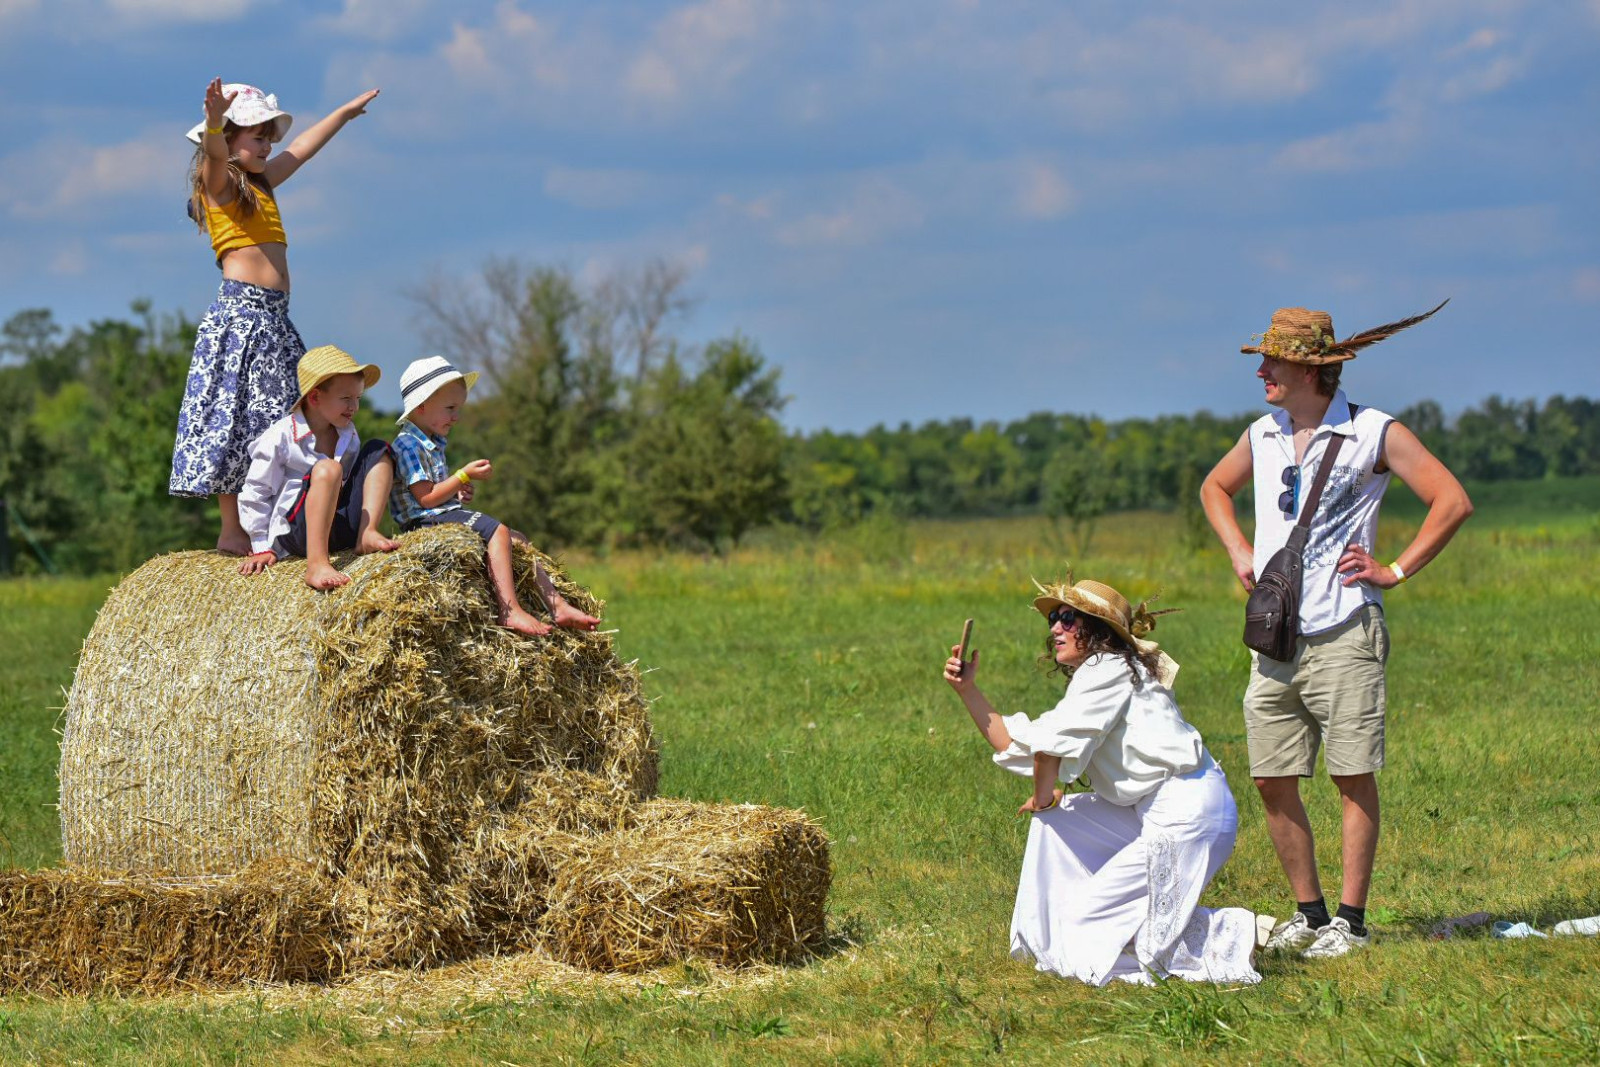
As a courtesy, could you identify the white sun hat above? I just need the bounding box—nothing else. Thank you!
[185,83,293,144]
[397,356,481,425]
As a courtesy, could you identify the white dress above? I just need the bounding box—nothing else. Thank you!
[995,654,1261,986]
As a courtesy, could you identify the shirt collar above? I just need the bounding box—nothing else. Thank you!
[294,410,360,455]
[1265,388,1356,439]
[398,420,443,451]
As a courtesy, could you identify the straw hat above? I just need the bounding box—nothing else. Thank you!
[185,84,293,144]
[1032,574,1181,686]
[1240,299,1449,365]
[294,345,380,409]
[397,356,480,425]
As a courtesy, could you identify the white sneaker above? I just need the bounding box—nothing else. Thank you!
[1554,915,1600,937]
[1264,912,1323,954]
[1302,917,1372,959]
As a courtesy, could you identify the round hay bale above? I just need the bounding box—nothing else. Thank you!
[59,526,656,965]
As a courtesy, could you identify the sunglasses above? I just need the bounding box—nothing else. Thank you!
[1046,606,1080,629]
[1277,465,1300,516]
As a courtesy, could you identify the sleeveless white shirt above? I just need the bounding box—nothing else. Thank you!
[1248,390,1394,636]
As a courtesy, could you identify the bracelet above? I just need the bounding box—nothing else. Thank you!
[1033,793,1059,812]
[455,468,471,486]
[1390,560,1408,584]
[205,124,225,136]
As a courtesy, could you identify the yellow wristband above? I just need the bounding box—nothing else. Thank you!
[1033,793,1059,813]
[205,125,225,136]
[1390,561,1407,584]
[455,468,471,486]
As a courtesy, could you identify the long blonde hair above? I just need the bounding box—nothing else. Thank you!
[186,121,266,233]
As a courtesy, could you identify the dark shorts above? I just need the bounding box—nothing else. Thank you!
[401,506,502,542]
[272,439,392,559]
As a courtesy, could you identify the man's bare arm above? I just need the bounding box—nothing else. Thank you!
[1201,432,1256,590]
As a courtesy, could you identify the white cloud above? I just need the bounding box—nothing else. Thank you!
[1273,113,1423,173]
[624,0,785,108]
[0,0,39,22]
[50,240,88,276]
[0,133,169,219]
[105,0,251,21]
[319,0,433,41]
[1574,267,1600,302]
[543,166,657,210]
[1014,161,1074,221]
[775,177,924,248]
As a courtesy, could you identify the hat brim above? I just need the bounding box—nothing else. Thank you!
[397,369,480,425]
[1240,343,1356,365]
[186,112,293,145]
[295,363,382,410]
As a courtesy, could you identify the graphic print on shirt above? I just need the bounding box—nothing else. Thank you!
[1305,466,1366,564]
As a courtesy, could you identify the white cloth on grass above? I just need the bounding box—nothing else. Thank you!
[1010,759,1261,986]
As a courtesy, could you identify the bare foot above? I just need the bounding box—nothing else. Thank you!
[500,607,553,636]
[304,561,351,591]
[356,531,401,555]
[217,530,252,556]
[551,600,600,630]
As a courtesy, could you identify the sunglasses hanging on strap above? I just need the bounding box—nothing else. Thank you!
[1243,431,1349,661]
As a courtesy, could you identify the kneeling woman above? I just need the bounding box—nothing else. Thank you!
[943,576,1268,986]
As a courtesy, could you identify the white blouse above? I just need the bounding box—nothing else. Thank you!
[237,410,360,556]
[995,653,1206,806]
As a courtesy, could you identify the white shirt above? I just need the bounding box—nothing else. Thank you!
[994,654,1206,806]
[1248,389,1394,635]
[238,410,359,555]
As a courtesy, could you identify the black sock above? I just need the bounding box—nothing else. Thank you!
[1336,903,1367,936]
[1298,898,1331,929]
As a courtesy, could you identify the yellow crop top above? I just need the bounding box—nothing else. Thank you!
[204,181,287,260]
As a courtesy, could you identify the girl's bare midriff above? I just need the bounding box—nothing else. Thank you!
[221,243,291,293]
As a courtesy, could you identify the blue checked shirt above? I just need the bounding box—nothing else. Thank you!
[389,421,459,529]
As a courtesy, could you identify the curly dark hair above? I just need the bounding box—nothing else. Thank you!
[1041,613,1162,687]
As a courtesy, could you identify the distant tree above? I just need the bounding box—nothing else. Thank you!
[624,336,787,550]
[1041,418,1113,557]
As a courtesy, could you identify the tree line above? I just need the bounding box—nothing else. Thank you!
[3,261,1598,574]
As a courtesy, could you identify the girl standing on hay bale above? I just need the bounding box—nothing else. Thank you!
[389,356,599,636]
[943,576,1270,986]
[169,77,380,557]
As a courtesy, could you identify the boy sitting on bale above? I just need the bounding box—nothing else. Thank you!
[388,356,599,636]
[237,345,400,590]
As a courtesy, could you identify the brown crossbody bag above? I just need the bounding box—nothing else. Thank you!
[1243,430,1348,661]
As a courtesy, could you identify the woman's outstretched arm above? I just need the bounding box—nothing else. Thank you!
[943,644,1012,753]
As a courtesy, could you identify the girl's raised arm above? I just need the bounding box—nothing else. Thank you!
[198,77,238,201]
[263,89,379,188]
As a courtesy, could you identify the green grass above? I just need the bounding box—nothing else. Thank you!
[3,484,1600,1064]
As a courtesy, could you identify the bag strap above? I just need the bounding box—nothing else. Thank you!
[1294,432,1347,532]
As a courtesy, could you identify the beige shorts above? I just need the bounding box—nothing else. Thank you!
[1244,603,1389,778]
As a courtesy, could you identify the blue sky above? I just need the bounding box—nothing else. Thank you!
[1,0,1597,430]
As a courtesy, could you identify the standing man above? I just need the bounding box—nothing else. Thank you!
[1200,302,1472,959]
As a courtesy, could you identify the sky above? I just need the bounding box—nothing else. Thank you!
[0,0,1597,431]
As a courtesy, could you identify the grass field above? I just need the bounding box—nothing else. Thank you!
[3,481,1599,1064]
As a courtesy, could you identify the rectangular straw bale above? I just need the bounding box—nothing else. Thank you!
[0,860,344,994]
[535,799,830,972]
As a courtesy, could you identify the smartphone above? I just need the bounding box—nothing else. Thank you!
[957,618,974,664]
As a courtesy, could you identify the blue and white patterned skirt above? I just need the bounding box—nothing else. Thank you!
[169,279,305,497]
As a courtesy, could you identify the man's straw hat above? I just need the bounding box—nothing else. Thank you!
[1241,299,1449,365]
[1031,574,1181,686]
[294,344,380,409]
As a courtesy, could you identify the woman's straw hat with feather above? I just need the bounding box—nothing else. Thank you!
[1241,299,1449,365]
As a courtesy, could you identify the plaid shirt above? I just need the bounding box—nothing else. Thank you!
[389,421,458,529]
